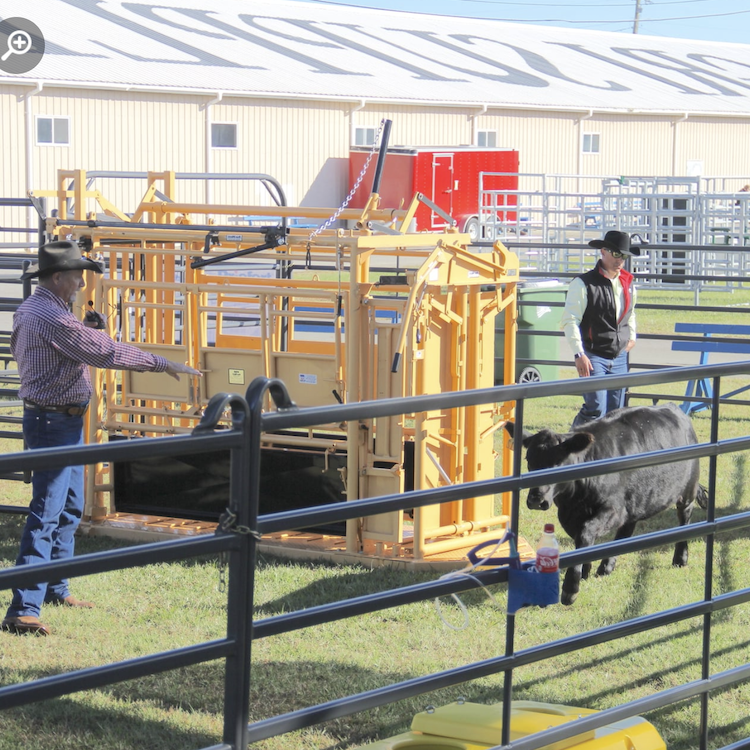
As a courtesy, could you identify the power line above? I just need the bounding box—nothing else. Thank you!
[476,9,750,25]
[300,0,750,27]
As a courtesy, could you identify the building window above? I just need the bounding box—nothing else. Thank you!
[354,127,376,146]
[36,116,70,145]
[211,122,237,148]
[477,130,497,148]
[582,133,600,154]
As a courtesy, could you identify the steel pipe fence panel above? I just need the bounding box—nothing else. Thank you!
[253,437,750,538]
[0,533,237,591]
[252,567,508,640]
[0,391,254,750]
[0,640,237,711]
[243,364,750,749]
[478,174,750,291]
[2,363,750,748]
[245,591,750,746]
[259,361,750,432]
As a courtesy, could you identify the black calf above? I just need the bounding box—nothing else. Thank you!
[505,403,705,605]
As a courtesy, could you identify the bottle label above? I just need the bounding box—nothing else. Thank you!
[535,547,559,573]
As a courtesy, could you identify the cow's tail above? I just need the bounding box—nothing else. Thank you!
[696,483,709,510]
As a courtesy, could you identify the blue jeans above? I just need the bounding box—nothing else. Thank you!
[571,350,629,430]
[6,410,85,619]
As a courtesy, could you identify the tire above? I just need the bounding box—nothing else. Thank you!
[483,223,495,242]
[464,217,480,244]
[517,366,542,384]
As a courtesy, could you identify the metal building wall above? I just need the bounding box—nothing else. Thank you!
[478,111,580,175]
[356,105,476,148]
[2,83,750,236]
[578,116,674,177]
[208,97,350,208]
[31,88,206,213]
[677,117,750,182]
[15,89,353,216]
[0,85,31,245]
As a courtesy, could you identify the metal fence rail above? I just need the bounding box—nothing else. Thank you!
[0,393,255,749]
[479,172,750,291]
[2,362,750,748]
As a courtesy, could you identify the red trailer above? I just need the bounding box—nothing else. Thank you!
[348,146,519,242]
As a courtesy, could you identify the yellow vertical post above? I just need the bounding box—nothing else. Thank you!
[374,326,392,457]
[161,172,177,347]
[464,287,479,513]
[73,169,87,221]
[83,267,107,521]
[453,287,467,523]
[412,348,429,560]
[501,283,518,519]
[345,245,365,553]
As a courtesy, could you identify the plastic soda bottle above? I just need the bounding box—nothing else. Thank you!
[535,523,559,573]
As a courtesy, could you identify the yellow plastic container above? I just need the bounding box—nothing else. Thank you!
[357,732,487,749]
[355,700,666,750]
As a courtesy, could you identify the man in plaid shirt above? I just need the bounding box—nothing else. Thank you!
[2,241,201,636]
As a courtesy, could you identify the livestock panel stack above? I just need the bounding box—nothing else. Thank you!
[33,168,522,564]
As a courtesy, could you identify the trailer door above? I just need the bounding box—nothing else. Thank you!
[431,153,454,229]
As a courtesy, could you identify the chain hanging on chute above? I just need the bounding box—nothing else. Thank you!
[304,118,387,268]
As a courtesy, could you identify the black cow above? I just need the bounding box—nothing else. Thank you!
[505,403,707,605]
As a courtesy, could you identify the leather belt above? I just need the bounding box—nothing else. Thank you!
[23,400,89,417]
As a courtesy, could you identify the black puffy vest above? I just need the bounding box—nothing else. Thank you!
[578,262,635,358]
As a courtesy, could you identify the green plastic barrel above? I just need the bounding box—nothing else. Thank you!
[495,279,567,384]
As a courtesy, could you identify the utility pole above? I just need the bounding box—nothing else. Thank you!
[633,0,642,33]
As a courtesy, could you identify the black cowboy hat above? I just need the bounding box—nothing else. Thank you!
[588,230,641,257]
[21,241,104,279]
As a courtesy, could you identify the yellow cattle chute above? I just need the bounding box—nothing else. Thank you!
[35,169,521,563]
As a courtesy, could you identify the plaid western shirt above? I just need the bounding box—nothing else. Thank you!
[11,286,169,406]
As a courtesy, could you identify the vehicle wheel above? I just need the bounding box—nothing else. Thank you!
[483,223,496,242]
[464,217,480,244]
[517,366,542,383]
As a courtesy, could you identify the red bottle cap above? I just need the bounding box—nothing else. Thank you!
[544,523,554,533]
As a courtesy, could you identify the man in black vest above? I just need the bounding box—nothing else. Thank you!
[562,230,640,429]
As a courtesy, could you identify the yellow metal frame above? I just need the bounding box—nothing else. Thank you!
[35,170,520,560]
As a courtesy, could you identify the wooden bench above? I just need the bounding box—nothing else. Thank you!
[672,323,750,413]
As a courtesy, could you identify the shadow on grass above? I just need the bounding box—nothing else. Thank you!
[0,686,221,750]
[253,552,495,616]
[0,657,511,750]
[649,695,750,750]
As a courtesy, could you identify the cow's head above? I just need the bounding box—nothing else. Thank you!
[504,422,594,510]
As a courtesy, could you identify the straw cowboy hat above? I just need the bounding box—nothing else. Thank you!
[588,230,641,257]
[21,241,104,279]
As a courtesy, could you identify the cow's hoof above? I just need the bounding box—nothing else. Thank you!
[560,590,578,606]
[596,561,616,576]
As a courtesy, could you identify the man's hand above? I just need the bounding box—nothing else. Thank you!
[575,353,593,378]
[83,310,106,329]
[165,361,203,381]
[625,340,636,353]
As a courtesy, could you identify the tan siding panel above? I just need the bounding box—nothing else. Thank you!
[1,85,37,246]
[1,82,748,235]
[678,118,749,180]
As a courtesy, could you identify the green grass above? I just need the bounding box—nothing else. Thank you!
[1,295,750,749]
[637,287,750,335]
[2,393,750,749]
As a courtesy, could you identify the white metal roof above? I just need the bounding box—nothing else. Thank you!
[1,0,749,116]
